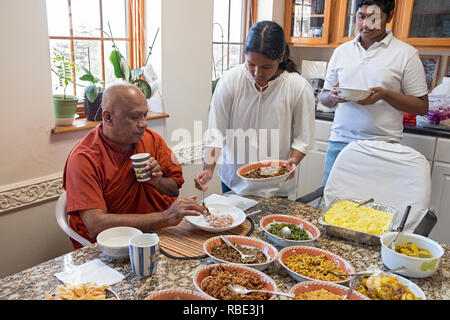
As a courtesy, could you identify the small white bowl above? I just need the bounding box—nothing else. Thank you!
[260,214,320,248]
[380,232,444,278]
[203,235,278,271]
[338,88,373,101]
[97,226,143,259]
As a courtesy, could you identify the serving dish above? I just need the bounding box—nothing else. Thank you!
[380,232,444,278]
[192,263,278,300]
[318,198,399,245]
[203,235,278,271]
[184,204,246,233]
[278,246,354,284]
[289,280,369,300]
[260,214,320,247]
[237,160,296,186]
[96,226,143,259]
[337,88,373,101]
[145,288,211,300]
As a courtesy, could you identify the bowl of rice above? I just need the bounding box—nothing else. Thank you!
[289,281,369,300]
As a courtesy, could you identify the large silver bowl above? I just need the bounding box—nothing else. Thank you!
[318,198,399,246]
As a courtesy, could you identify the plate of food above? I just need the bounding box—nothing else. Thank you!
[184,203,246,233]
[45,282,118,300]
[237,160,295,186]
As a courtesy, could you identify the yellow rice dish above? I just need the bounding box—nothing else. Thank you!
[323,200,393,235]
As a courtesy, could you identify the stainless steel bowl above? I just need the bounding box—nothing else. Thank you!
[318,198,399,246]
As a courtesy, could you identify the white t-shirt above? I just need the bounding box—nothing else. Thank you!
[205,64,316,197]
[323,31,428,143]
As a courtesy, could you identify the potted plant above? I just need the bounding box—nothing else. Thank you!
[79,49,105,121]
[51,49,79,126]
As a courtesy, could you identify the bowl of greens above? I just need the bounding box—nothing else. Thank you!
[260,214,320,248]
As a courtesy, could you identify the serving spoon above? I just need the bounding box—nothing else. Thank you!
[389,205,412,251]
[280,226,292,238]
[219,235,256,263]
[356,197,374,207]
[330,266,407,277]
[227,284,295,299]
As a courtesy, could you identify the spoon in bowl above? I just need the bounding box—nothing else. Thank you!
[389,205,412,251]
[219,235,256,263]
[280,226,292,238]
[356,198,374,207]
[227,284,295,299]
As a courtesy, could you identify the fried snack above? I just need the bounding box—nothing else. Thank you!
[323,200,393,235]
[45,282,117,300]
[284,253,348,282]
[395,242,433,258]
[356,275,421,300]
[295,288,342,300]
[202,202,211,215]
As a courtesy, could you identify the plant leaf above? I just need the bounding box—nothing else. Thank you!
[79,74,95,82]
[133,79,152,98]
[109,50,125,79]
[85,85,100,103]
[120,58,131,82]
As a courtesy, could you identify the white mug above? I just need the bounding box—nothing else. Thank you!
[129,233,160,277]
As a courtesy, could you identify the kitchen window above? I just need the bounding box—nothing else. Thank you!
[46,0,145,118]
[212,0,257,80]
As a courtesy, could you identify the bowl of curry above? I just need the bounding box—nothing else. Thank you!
[237,160,295,186]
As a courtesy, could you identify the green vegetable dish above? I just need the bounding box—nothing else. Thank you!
[267,223,310,240]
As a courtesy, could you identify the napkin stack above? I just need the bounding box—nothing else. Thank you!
[204,194,259,211]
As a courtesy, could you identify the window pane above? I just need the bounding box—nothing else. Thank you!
[213,43,227,78]
[104,40,129,85]
[344,0,358,37]
[71,0,101,37]
[229,0,244,42]
[102,0,128,38]
[409,0,450,38]
[227,44,244,69]
[74,40,103,98]
[49,40,75,97]
[213,0,230,42]
[46,0,70,36]
[291,0,326,38]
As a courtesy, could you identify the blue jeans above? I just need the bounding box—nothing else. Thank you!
[322,141,348,187]
[221,182,232,194]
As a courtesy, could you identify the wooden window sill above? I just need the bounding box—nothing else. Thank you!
[51,112,170,134]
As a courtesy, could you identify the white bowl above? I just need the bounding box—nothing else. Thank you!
[260,214,320,248]
[55,117,75,126]
[96,226,143,259]
[144,288,211,300]
[184,204,246,233]
[380,232,444,278]
[338,88,373,101]
[237,160,296,187]
[289,280,369,300]
[203,235,278,271]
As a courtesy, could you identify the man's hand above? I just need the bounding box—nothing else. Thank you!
[194,169,213,192]
[356,87,384,105]
[146,157,163,187]
[162,196,206,227]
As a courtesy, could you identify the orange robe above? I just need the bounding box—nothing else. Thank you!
[63,124,184,249]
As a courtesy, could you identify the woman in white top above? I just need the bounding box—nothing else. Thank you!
[194,21,315,197]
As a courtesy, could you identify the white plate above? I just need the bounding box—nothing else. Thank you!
[337,88,373,101]
[184,204,246,233]
[390,274,426,300]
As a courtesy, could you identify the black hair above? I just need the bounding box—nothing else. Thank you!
[244,20,299,74]
[356,0,395,14]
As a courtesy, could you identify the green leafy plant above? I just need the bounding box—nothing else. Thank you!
[103,25,152,99]
[78,48,105,103]
[51,49,78,99]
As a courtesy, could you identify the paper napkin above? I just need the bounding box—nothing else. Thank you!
[204,193,259,211]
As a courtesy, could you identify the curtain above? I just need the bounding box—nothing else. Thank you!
[127,0,146,70]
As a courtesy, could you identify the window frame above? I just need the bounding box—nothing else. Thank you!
[47,0,144,118]
[212,0,258,79]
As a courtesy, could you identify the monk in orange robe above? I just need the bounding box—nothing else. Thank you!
[63,83,206,249]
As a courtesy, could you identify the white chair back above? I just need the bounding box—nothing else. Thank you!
[323,140,431,232]
[55,191,92,247]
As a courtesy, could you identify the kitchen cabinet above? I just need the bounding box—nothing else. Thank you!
[284,0,333,46]
[395,0,450,48]
[429,138,450,245]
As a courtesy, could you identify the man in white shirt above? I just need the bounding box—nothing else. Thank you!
[319,0,428,185]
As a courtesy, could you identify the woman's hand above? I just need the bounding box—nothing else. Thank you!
[194,169,213,191]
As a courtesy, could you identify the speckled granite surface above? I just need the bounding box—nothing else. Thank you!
[0,197,448,300]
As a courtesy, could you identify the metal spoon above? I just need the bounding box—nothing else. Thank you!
[227,284,295,299]
[342,277,358,300]
[356,197,375,207]
[219,235,256,263]
[280,226,292,238]
[330,266,407,277]
[389,205,412,251]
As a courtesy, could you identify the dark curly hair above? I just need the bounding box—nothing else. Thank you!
[356,0,395,14]
[244,20,299,74]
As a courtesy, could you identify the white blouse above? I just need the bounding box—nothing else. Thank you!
[205,64,316,197]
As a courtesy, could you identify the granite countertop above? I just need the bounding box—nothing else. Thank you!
[0,197,448,300]
[315,111,450,139]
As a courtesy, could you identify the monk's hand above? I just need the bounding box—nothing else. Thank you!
[146,157,163,186]
[164,196,206,226]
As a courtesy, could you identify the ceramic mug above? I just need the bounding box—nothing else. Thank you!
[129,233,160,277]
